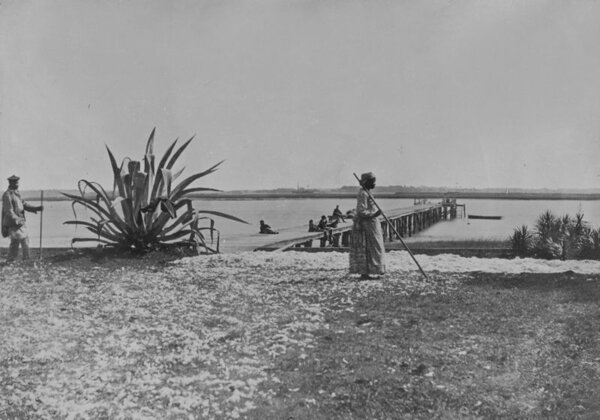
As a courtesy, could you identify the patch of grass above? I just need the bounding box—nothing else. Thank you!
[252,273,600,419]
[403,238,510,249]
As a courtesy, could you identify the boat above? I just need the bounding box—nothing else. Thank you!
[468,215,503,220]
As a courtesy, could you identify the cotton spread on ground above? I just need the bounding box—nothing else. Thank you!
[174,251,600,275]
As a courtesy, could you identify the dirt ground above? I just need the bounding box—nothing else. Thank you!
[1,250,599,419]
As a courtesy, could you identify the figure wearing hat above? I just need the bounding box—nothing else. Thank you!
[349,172,385,279]
[2,175,44,261]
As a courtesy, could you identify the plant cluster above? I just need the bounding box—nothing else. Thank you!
[510,210,600,259]
[63,129,247,253]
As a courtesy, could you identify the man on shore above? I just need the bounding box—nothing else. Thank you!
[2,175,43,262]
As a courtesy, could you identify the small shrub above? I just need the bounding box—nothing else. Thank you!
[64,128,247,253]
[515,210,598,260]
[579,227,600,260]
[510,225,533,257]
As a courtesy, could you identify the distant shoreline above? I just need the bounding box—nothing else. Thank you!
[20,191,600,201]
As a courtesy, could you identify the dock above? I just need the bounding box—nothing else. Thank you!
[219,200,465,252]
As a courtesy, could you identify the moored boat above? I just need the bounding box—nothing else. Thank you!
[468,215,503,220]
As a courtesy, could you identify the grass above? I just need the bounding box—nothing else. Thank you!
[253,272,600,419]
[402,238,510,249]
[1,250,599,419]
[393,238,512,258]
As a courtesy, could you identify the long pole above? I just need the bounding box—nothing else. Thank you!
[353,173,428,280]
[39,190,44,261]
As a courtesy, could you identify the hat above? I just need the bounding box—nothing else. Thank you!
[360,172,375,185]
[7,175,20,182]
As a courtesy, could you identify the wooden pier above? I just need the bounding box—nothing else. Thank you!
[218,200,464,253]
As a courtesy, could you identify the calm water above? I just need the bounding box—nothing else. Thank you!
[15,197,600,248]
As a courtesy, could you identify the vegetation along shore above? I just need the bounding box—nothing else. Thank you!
[16,188,600,202]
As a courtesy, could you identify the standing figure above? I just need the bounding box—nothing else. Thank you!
[2,175,43,262]
[349,172,385,279]
[332,205,346,223]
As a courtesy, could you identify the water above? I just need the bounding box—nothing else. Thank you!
[419,199,600,242]
[13,197,600,248]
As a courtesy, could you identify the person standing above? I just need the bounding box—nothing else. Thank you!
[349,172,385,279]
[332,205,346,223]
[2,175,43,262]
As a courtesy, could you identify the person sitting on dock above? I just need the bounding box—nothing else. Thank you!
[316,215,336,244]
[259,220,279,234]
[332,205,346,223]
[317,215,338,230]
[308,219,318,232]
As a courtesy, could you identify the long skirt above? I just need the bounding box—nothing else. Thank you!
[349,218,385,275]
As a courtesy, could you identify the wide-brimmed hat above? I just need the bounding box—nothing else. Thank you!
[360,172,375,185]
[7,175,20,182]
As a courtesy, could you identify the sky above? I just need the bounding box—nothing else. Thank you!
[1,0,600,192]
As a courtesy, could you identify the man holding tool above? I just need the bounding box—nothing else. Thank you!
[1,175,44,262]
[350,172,428,280]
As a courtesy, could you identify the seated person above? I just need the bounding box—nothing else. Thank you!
[259,220,279,234]
[332,205,346,223]
[308,219,318,232]
[316,215,335,244]
[316,215,329,231]
[317,215,338,230]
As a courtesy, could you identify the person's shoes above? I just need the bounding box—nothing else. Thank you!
[360,274,381,280]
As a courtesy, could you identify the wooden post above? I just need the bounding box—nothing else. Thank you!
[39,190,44,261]
[342,231,350,247]
[320,233,327,247]
[332,233,341,247]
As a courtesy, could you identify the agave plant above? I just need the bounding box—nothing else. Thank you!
[63,128,247,252]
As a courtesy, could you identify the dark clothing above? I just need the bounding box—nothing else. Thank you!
[260,223,278,234]
[332,207,346,222]
[317,219,328,231]
[318,217,338,230]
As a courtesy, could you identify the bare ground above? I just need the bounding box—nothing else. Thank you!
[1,250,599,419]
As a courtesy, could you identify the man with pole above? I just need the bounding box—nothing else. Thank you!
[1,175,44,263]
[351,172,428,280]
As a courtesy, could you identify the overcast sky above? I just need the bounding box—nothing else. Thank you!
[2,0,600,191]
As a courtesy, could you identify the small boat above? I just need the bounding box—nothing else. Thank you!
[468,214,503,220]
